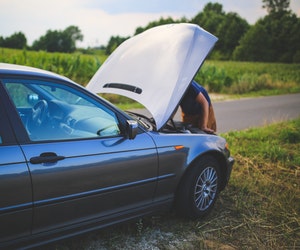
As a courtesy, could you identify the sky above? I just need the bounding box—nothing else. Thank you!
[1,0,300,48]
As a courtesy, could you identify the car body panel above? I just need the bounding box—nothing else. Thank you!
[148,131,229,198]
[21,134,159,233]
[0,146,33,242]
[87,23,218,130]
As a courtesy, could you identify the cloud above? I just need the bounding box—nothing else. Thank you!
[81,0,202,14]
[1,0,82,43]
[1,0,193,47]
[76,10,174,47]
[0,0,299,48]
[291,0,300,16]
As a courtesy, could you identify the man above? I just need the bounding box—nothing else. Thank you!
[180,80,217,134]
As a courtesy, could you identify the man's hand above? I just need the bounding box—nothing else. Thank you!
[202,127,215,134]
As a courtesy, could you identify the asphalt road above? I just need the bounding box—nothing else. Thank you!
[172,93,300,133]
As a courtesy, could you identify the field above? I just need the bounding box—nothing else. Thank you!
[44,119,300,249]
[1,48,300,104]
[0,48,105,84]
[196,60,300,95]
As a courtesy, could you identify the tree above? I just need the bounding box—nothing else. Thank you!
[191,3,225,36]
[105,36,129,55]
[62,26,83,52]
[191,3,249,59]
[216,13,249,59]
[31,26,83,53]
[32,30,61,52]
[0,36,4,47]
[0,32,27,49]
[134,17,183,36]
[103,3,248,59]
[233,23,273,61]
[233,0,300,62]
[104,17,183,55]
[262,0,290,14]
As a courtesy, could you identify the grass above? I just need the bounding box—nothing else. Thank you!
[222,119,300,248]
[43,118,300,250]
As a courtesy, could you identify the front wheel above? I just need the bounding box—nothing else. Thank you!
[176,156,221,218]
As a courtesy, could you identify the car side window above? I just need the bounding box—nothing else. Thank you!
[3,79,121,142]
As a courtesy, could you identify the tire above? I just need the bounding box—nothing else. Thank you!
[176,156,221,219]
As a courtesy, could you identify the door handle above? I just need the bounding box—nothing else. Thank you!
[30,152,65,164]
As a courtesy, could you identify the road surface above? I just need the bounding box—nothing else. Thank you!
[170,93,300,133]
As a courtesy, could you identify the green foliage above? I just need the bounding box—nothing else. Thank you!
[226,118,300,166]
[195,64,232,92]
[106,17,184,55]
[192,3,225,35]
[233,23,273,62]
[233,11,300,63]
[105,36,129,55]
[262,0,290,14]
[216,13,249,58]
[0,32,27,49]
[31,25,83,53]
[192,3,249,60]
[134,17,183,35]
[0,48,105,85]
[1,48,299,98]
[279,119,300,144]
[129,2,299,63]
[196,60,300,95]
[131,2,298,63]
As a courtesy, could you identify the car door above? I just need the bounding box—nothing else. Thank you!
[0,90,32,243]
[2,77,158,234]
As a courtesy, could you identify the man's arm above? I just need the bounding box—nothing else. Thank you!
[196,92,214,133]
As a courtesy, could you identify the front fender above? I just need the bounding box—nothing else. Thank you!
[149,132,230,200]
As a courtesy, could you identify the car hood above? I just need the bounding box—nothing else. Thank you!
[86,23,217,130]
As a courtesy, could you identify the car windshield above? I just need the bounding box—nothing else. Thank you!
[38,85,93,106]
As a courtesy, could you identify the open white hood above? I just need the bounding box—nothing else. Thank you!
[87,23,217,130]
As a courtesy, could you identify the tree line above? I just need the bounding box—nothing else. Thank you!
[1,0,299,63]
[0,26,83,53]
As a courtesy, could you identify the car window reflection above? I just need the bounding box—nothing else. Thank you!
[4,79,121,142]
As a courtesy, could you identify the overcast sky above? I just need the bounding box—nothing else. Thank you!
[1,0,299,48]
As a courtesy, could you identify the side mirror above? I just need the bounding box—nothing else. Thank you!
[126,120,138,140]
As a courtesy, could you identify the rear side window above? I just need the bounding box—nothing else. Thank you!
[3,79,121,142]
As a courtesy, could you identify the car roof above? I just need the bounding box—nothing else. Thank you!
[0,63,71,82]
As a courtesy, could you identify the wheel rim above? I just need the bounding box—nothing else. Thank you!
[194,167,218,211]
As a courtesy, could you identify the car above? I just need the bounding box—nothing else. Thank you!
[0,23,234,249]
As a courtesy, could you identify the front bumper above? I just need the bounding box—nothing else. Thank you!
[220,156,234,191]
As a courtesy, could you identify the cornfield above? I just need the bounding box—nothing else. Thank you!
[0,48,105,85]
[1,48,300,96]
